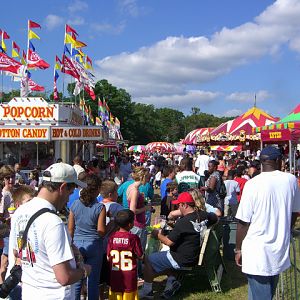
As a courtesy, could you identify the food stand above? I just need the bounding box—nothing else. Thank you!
[0,97,107,169]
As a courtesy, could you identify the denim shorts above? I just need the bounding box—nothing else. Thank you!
[148,250,180,273]
[3,237,9,256]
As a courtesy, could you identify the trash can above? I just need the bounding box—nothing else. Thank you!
[220,217,238,261]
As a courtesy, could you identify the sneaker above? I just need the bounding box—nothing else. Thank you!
[160,280,181,299]
[138,287,154,299]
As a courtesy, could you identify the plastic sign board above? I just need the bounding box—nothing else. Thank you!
[0,127,50,141]
[51,127,104,141]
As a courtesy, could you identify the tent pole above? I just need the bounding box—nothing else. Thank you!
[289,140,292,173]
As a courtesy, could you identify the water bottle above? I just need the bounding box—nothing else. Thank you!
[199,219,208,244]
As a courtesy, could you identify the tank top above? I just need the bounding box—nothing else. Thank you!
[127,191,146,228]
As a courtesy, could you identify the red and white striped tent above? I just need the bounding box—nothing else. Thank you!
[182,128,214,145]
[146,142,176,153]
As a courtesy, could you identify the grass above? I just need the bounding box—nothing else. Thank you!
[148,190,248,300]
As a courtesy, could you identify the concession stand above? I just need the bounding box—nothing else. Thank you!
[182,127,214,145]
[210,106,279,152]
[254,104,300,172]
[0,97,107,169]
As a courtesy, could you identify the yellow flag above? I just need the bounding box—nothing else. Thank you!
[55,62,61,70]
[28,30,40,40]
[84,62,92,70]
[12,49,20,58]
[21,57,26,65]
[64,33,75,45]
[1,40,6,52]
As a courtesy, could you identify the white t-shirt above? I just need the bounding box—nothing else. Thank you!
[194,154,210,176]
[236,171,300,276]
[224,179,240,205]
[73,164,85,177]
[8,197,76,299]
[176,171,200,189]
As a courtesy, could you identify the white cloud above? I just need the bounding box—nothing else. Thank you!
[137,90,220,109]
[118,0,144,17]
[222,109,243,117]
[226,90,272,103]
[94,0,300,108]
[90,21,126,35]
[67,16,85,26]
[68,0,88,13]
[44,15,64,30]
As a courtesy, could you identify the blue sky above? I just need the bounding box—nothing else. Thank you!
[1,0,300,118]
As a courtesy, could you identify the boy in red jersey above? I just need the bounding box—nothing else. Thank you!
[107,209,143,300]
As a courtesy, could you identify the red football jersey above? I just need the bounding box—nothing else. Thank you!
[107,231,143,293]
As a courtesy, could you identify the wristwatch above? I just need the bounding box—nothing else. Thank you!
[234,248,241,254]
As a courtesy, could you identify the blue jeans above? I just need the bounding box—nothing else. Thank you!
[247,274,279,300]
[73,239,103,300]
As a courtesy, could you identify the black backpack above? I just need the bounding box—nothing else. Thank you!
[217,178,227,199]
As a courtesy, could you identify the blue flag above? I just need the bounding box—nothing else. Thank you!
[29,41,35,51]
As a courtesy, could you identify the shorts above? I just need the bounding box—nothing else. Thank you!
[109,289,138,300]
[100,253,110,285]
[3,237,9,256]
[148,250,180,274]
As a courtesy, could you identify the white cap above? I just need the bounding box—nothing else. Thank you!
[43,163,87,188]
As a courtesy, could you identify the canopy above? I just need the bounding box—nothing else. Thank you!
[254,104,300,133]
[128,145,146,152]
[146,142,176,153]
[182,127,214,144]
[210,145,242,152]
[211,106,278,141]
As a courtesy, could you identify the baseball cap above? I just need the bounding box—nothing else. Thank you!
[260,146,282,161]
[172,192,195,205]
[43,163,87,188]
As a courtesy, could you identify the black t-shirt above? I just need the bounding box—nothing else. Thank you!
[168,211,215,267]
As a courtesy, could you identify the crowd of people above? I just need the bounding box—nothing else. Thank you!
[0,146,298,300]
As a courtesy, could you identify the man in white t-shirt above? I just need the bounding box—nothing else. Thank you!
[176,158,200,193]
[72,155,85,177]
[8,163,91,299]
[194,149,210,187]
[235,146,300,300]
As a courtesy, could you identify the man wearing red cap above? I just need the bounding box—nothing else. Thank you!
[139,192,217,299]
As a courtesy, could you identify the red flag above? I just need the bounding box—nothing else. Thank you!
[61,55,80,80]
[66,24,78,36]
[28,78,44,91]
[12,41,20,52]
[87,56,92,66]
[29,20,41,29]
[27,49,50,70]
[84,84,96,100]
[55,55,62,64]
[0,52,22,74]
[0,30,10,39]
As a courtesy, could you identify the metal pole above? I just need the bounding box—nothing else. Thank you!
[289,140,292,173]
[36,142,39,166]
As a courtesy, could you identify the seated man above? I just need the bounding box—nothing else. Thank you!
[139,192,217,299]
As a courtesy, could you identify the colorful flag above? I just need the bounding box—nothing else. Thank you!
[115,117,121,129]
[0,30,10,39]
[64,45,71,55]
[28,30,40,40]
[1,40,6,52]
[71,48,80,56]
[21,50,26,65]
[20,69,31,97]
[84,84,96,100]
[95,117,101,126]
[86,56,92,66]
[53,70,59,101]
[13,41,20,52]
[73,79,83,96]
[61,54,80,80]
[66,24,78,36]
[88,106,94,124]
[29,41,35,51]
[79,98,85,110]
[12,41,20,57]
[28,78,44,91]
[29,20,41,29]
[55,55,61,70]
[27,49,50,69]
[0,45,4,53]
[0,52,22,74]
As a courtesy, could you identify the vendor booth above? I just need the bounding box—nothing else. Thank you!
[146,142,176,153]
[254,104,300,172]
[0,97,107,169]
[182,127,214,145]
[210,106,278,151]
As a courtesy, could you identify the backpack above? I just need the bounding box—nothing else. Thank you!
[217,179,227,199]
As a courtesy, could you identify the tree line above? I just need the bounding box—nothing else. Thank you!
[1,79,234,144]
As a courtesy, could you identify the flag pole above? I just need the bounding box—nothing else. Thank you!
[62,24,66,103]
[1,31,4,103]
